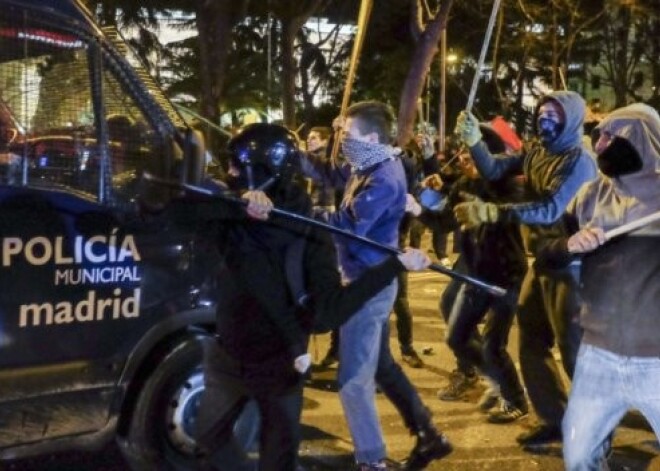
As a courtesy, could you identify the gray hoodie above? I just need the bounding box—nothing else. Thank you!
[570,103,660,356]
[469,90,598,255]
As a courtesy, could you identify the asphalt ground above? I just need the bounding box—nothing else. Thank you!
[297,268,660,470]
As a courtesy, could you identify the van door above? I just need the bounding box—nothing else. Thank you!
[0,4,204,447]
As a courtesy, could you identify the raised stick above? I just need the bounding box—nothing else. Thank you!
[330,0,373,161]
[604,210,660,241]
[465,0,502,112]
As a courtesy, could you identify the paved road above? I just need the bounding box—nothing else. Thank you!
[298,270,660,470]
[3,269,659,470]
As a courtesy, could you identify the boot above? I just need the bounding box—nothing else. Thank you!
[402,422,453,470]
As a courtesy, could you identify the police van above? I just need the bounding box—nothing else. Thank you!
[0,0,256,469]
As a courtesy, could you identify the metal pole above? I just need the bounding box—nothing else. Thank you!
[267,7,272,122]
[466,0,502,113]
[438,28,447,153]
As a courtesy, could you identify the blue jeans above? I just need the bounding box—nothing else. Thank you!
[563,344,660,470]
[339,280,431,463]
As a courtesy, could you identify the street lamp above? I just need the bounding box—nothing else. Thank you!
[447,51,458,67]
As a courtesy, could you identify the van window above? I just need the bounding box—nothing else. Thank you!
[102,69,160,200]
[0,13,162,202]
[0,20,96,192]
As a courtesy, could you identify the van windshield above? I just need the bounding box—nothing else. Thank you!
[0,10,168,202]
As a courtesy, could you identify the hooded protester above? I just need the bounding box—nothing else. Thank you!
[536,103,660,470]
[453,91,598,448]
[192,123,432,471]
[407,123,529,423]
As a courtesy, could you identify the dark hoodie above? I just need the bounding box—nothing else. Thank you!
[468,91,598,256]
[538,104,660,357]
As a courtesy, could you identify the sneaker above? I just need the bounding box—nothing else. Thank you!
[402,431,453,470]
[318,350,338,368]
[437,370,478,401]
[516,424,562,447]
[477,389,500,412]
[356,458,402,470]
[487,398,528,423]
[401,349,423,368]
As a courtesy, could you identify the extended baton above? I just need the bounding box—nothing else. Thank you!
[142,173,508,297]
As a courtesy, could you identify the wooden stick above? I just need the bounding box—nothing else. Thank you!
[330,0,373,161]
[465,0,502,113]
[604,210,660,241]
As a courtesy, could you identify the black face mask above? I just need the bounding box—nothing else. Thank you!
[537,117,564,144]
[597,136,643,178]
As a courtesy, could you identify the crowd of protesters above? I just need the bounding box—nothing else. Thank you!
[193,93,660,471]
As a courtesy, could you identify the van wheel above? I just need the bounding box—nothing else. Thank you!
[118,336,260,471]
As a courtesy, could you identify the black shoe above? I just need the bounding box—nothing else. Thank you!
[437,370,478,401]
[402,431,453,470]
[401,349,423,368]
[516,424,562,447]
[319,350,338,368]
[487,399,528,424]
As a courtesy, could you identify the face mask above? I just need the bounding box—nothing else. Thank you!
[597,136,643,178]
[341,137,392,171]
[537,117,564,144]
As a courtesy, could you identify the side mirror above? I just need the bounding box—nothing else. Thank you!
[181,128,206,186]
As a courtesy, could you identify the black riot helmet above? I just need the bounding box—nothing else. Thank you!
[227,123,301,193]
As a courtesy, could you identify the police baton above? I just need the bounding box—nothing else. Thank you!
[142,173,507,297]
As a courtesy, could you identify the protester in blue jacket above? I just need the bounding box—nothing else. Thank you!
[308,101,452,470]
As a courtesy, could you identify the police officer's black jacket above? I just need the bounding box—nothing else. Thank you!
[181,181,405,392]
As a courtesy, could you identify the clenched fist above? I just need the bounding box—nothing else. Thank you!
[567,227,606,253]
[242,190,274,220]
[397,248,432,271]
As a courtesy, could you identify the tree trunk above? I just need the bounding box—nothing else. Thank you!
[280,20,298,128]
[196,1,231,125]
[397,0,453,147]
[613,5,631,107]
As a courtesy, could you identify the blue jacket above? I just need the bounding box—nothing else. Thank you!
[326,158,406,281]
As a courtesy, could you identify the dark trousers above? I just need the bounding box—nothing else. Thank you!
[439,257,479,376]
[517,265,582,427]
[196,342,303,471]
[432,230,448,259]
[327,329,339,356]
[408,220,447,259]
[393,270,414,353]
[376,321,433,434]
[446,284,525,405]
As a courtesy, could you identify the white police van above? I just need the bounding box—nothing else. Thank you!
[0,1,256,469]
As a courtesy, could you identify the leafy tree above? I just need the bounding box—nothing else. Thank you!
[297,16,353,129]
[592,0,657,107]
[191,0,250,129]
[267,0,327,128]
